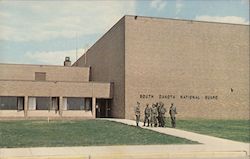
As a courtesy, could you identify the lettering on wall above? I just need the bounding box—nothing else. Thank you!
[140,94,154,99]
[205,95,218,100]
[159,95,176,99]
[180,95,200,100]
[139,94,218,100]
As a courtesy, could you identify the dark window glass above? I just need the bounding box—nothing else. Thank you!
[0,96,21,110]
[67,97,86,110]
[36,97,50,110]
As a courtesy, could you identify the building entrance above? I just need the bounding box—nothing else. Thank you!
[96,99,111,118]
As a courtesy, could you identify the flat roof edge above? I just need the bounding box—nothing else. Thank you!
[0,63,90,68]
[73,16,126,66]
[124,15,250,26]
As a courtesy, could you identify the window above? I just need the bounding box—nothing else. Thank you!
[66,97,92,110]
[36,97,50,110]
[17,97,24,111]
[29,97,59,110]
[35,72,46,81]
[0,96,24,110]
[51,97,59,110]
[85,98,92,111]
[28,97,36,110]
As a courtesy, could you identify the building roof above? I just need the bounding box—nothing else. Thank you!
[124,15,250,26]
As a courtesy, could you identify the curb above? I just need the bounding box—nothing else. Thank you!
[1,151,247,159]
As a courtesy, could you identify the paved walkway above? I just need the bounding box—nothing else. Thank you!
[0,118,249,159]
[106,119,249,154]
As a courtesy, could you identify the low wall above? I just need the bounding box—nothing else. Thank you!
[0,110,25,117]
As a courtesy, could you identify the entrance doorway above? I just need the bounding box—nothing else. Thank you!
[96,99,111,118]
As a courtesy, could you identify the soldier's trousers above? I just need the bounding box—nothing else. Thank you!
[136,115,140,126]
[152,116,158,127]
[171,116,176,128]
[144,116,150,126]
[157,116,161,127]
[160,116,165,127]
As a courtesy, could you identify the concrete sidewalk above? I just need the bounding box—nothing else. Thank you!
[105,119,250,157]
[0,145,248,159]
[0,118,249,159]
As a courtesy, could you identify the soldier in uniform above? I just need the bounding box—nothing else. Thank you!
[151,103,158,127]
[156,102,161,127]
[169,103,177,128]
[143,103,151,127]
[159,103,167,127]
[134,102,141,127]
[150,104,153,127]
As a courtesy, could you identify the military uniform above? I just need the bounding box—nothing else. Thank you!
[135,102,141,126]
[159,104,166,127]
[151,104,158,127]
[169,103,177,128]
[143,104,151,127]
[150,105,153,127]
[156,103,161,127]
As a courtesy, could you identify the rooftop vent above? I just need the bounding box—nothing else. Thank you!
[64,57,71,66]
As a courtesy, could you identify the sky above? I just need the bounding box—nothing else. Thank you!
[0,0,249,65]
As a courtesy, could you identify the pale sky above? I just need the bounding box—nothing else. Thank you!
[0,0,249,65]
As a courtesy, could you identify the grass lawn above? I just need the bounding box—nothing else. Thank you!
[0,120,196,148]
[175,119,250,143]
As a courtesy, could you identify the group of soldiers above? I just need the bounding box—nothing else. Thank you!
[135,102,177,128]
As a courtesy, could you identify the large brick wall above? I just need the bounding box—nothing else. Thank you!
[125,16,249,119]
[73,18,125,118]
[72,15,249,119]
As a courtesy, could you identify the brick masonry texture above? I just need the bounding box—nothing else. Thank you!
[0,63,90,82]
[75,15,249,119]
[124,16,249,119]
[74,18,125,118]
[0,63,111,118]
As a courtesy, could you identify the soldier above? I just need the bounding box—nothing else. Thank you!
[151,103,158,127]
[143,103,151,127]
[134,102,141,127]
[150,104,153,127]
[156,102,161,127]
[169,103,177,128]
[159,103,167,127]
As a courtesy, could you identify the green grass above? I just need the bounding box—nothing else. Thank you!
[0,120,196,148]
[175,119,250,143]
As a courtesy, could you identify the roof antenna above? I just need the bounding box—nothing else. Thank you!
[75,32,78,61]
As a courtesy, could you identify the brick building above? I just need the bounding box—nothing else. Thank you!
[74,15,249,120]
[0,59,113,118]
[1,15,249,119]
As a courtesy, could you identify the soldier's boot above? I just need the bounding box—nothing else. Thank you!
[171,121,175,128]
